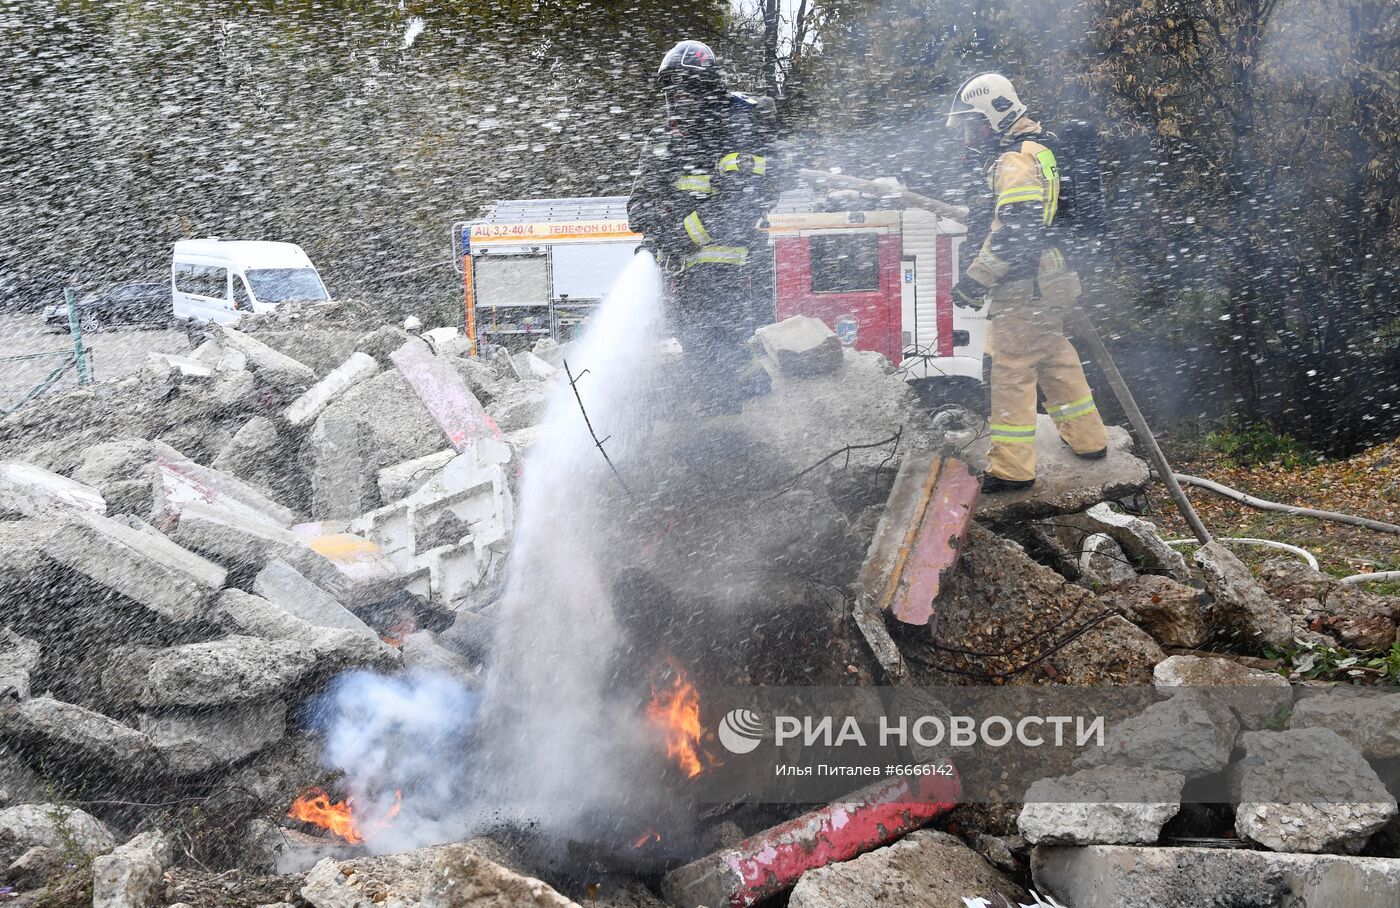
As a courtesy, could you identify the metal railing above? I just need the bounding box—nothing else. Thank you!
[3,287,95,414]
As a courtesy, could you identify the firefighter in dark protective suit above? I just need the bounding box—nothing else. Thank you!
[946,72,1109,493]
[628,40,778,414]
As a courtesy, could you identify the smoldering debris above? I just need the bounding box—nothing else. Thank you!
[2,256,1398,907]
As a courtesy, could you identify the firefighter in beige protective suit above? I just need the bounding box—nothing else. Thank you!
[945,72,1108,493]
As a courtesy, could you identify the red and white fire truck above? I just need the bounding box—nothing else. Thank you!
[451,194,980,385]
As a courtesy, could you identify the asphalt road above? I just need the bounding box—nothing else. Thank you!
[0,312,192,411]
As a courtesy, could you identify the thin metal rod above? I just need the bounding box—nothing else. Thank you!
[563,358,634,499]
[1068,308,1212,545]
[65,287,90,385]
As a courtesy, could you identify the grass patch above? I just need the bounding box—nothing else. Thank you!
[1203,417,1318,469]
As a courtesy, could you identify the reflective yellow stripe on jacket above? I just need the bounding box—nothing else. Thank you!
[683,211,713,246]
[995,184,1045,217]
[684,245,749,268]
[1034,148,1060,226]
[718,152,768,175]
[675,174,713,194]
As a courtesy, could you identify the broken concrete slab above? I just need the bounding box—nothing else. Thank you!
[152,442,297,527]
[284,352,381,429]
[1152,654,1292,729]
[213,589,399,674]
[1234,727,1397,853]
[1018,767,1185,845]
[287,533,408,608]
[91,830,173,908]
[1079,533,1138,586]
[301,845,456,908]
[958,419,1148,522]
[510,351,557,382]
[485,382,547,434]
[1291,688,1400,760]
[209,367,257,409]
[851,595,909,684]
[1193,541,1305,649]
[41,510,227,623]
[216,327,316,396]
[489,345,523,382]
[753,315,843,377]
[1077,694,1239,778]
[1104,575,1207,649]
[6,844,64,889]
[348,452,512,608]
[353,324,417,369]
[141,636,316,709]
[787,829,1026,908]
[253,559,377,635]
[167,500,308,574]
[531,337,572,369]
[307,409,380,520]
[0,803,116,856]
[71,438,159,518]
[1032,845,1400,908]
[390,340,499,453]
[1257,556,1400,649]
[377,448,456,503]
[1153,653,1289,689]
[855,452,979,626]
[422,327,470,359]
[0,461,106,519]
[421,843,580,908]
[929,526,1164,685]
[139,698,287,776]
[146,352,214,378]
[401,631,480,686]
[235,326,363,378]
[411,542,490,610]
[1073,502,1190,581]
[0,628,40,700]
[210,416,300,507]
[1,696,164,779]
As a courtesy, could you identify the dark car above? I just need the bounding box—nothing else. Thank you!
[42,281,172,332]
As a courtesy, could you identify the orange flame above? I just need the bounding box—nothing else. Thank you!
[645,661,717,778]
[287,788,403,845]
[632,828,661,849]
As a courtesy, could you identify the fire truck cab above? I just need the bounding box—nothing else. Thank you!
[454,194,982,385]
[767,190,979,382]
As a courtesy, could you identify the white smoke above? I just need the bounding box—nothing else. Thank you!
[310,254,666,851]
[315,669,479,853]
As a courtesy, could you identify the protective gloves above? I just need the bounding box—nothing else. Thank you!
[952,276,989,310]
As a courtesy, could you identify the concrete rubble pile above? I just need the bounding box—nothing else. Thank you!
[0,317,552,903]
[1,315,1398,907]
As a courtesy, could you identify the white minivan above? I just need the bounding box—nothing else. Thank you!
[171,239,329,324]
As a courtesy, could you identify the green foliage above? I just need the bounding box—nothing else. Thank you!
[1365,642,1400,684]
[1263,639,1400,684]
[1204,418,1318,467]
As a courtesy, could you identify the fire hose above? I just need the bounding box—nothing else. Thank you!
[1067,309,1212,545]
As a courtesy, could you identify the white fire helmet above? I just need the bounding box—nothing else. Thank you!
[946,72,1027,134]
